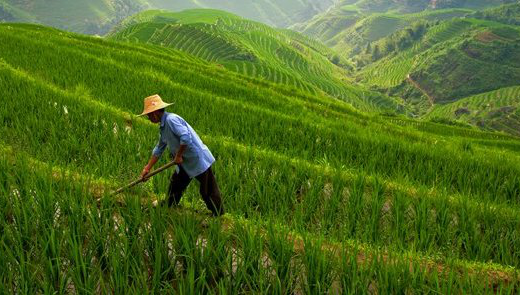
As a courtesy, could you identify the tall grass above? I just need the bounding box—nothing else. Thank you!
[1,23,520,292]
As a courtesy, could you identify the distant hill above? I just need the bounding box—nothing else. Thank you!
[357,15,520,135]
[0,0,144,34]
[0,0,333,35]
[292,0,516,57]
[108,9,403,112]
[143,0,334,28]
[294,1,520,135]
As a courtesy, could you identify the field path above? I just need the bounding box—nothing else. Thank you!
[407,74,435,108]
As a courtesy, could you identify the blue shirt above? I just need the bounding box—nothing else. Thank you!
[152,112,215,178]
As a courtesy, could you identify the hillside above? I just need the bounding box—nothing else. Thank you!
[425,86,520,136]
[2,22,520,292]
[108,9,402,112]
[0,0,333,35]
[293,2,520,135]
[358,17,520,131]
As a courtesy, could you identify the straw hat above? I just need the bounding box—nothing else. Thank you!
[139,94,173,116]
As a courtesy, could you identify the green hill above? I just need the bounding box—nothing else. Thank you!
[0,0,333,35]
[108,9,402,112]
[293,2,520,134]
[358,17,520,127]
[294,8,475,58]
[2,22,520,292]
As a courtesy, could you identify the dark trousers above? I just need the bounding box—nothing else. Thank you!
[168,165,224,216]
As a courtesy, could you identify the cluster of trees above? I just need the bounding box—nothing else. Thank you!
[473,3,520,26]
[365,21,430,62]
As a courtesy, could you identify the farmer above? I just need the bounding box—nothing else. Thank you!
[139,94,224,216]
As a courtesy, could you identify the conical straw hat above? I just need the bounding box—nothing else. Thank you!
[139,94,173,116]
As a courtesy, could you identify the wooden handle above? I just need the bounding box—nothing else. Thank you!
[111,161,177,196]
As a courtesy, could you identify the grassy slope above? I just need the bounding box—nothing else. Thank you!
[108,9,402,112]
[2,23,520,292]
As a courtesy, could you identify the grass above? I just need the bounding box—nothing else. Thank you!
[1,22,520,292]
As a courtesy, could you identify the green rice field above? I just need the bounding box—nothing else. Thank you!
[1,23,520,293]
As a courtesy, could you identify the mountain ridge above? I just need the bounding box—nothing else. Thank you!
[0,0,334,35]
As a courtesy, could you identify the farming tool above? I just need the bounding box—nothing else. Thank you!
[111,161,177,196]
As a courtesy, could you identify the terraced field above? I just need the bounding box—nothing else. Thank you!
[362,52,415,88]
[109,9,401,112]
[2,23,520,292]
[426,86,520,136]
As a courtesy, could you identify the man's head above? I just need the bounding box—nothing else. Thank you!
[147,109,164,124]
[139,94,173,120]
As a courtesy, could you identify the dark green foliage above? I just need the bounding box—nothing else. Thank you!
[473,3,520,25]
[367,21,430,62]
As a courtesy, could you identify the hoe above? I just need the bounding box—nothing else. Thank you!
[111,161,177,196]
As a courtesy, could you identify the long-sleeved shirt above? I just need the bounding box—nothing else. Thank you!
[152,112,215,178]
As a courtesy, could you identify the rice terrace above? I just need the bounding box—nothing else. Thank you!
[1,0,520,294]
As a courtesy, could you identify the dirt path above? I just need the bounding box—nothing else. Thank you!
[407,74,435,108]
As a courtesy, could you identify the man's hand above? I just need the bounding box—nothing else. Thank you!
[174,144,187,165]
[141,155,159,182]
[140,166,151,181]
[173,154,183,165]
